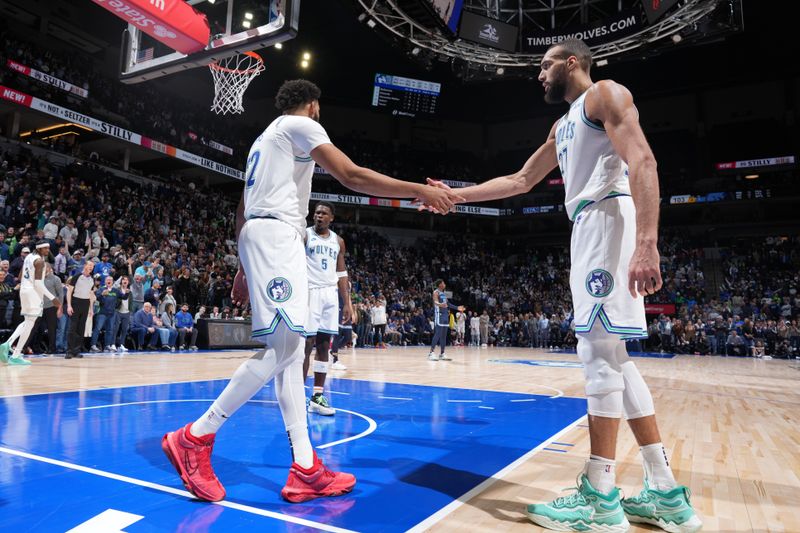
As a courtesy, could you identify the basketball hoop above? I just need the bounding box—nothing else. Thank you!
[209,51,265,115]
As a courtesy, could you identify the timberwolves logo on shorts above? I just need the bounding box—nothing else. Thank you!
[266,277,292,303]
[586,269,614,298]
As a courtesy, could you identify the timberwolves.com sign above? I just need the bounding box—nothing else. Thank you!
[522,10,641,53]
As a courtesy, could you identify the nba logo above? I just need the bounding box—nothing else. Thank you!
[585,269,614,298]
[267,277,292,303]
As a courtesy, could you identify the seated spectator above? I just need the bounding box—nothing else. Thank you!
[209,306,221,319]
[726,330,746,357]
[157,303,179,351]
[131,301,158,349]
[175,303,198,350]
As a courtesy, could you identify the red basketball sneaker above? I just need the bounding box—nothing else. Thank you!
[162,423,226,502]
[281,452,356,503]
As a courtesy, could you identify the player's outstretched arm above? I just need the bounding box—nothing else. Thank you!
[430,122,558,203]
[586,80,662,297]
[311,143,464,214]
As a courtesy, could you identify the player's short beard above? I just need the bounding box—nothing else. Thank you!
[544,64,567,104]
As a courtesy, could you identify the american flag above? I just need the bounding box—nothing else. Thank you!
[136,48,154,62]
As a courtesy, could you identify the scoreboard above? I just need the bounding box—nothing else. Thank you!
[371,73,441,117]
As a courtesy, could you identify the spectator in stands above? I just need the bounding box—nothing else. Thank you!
[144,279,161,308]
[130,273,145,315]
[54,245,68,279]
[91,226,109,250]
[210,306,221,319]
[0,233,9,261]
[131,302,158,350]
[175,303,198,350]
[91,275,121,352]
[113,275,132,352]
[159,285,176,314]
[194,305,206,323]
[93,251,114,284]
[9,246,28,278]
[59,218,77,249]
[0,269,16,331]
[157,302,178,351]
[726,330,746,357]
[42,216,59,243]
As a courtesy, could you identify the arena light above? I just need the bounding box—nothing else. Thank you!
[595,59,608,67]
[672,34,683,43]
[300,59,309,68]
[366,19,376,28]
[411,47,421,55]
[242,20,251,28]
[302,52,311,60]
[244,12,253,20]
[745,174,759,179]
[274,42,283,49]
[496,67,505,75]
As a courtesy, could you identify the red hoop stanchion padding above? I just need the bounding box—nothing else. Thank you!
[209,52,265,115]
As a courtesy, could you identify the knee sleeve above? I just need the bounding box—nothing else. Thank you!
[577,333,624,418]
[617,344,655,419]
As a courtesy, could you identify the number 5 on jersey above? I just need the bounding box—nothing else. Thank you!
[246,151,261,188]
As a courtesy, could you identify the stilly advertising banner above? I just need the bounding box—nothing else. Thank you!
[521,10,642,53]
[0,84,242,180]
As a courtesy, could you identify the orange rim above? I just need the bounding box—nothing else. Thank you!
[209,51,264,74]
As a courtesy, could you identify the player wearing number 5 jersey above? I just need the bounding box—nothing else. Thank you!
[303,201,350,416]
[161,79,463,504]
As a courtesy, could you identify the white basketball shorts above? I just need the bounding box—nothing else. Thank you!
[570,196,647,340]
[20,287,43,318]
[239,218,308,339]
[306,285,340,336]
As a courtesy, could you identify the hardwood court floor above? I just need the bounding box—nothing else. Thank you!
[1,346,798,532]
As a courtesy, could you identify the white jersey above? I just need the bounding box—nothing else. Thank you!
[20,252,42,290]
[555,87,631,221]
[456,312,466,327]
[306,227,340,289]
[243,115,331,235]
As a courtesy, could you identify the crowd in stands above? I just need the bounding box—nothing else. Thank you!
[0,22,257,170]
[1,136,798,358]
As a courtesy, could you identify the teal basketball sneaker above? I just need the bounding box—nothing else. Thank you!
[526,474,630,532]
[621,480,702,533]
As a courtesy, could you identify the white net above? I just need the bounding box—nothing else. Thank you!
[209,52,265,115]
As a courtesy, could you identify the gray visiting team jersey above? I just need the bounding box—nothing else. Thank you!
[554,87,632,221]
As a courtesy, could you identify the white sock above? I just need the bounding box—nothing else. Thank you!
[276,356,314,469]
[11,318,36,357]
[586,455,616,495]
[191,349,276,437]
[641,443,677,491]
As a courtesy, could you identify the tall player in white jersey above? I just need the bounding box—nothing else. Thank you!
[162,80,462,504]
[0,242,60,365]
[428,40,701,532]
[303,201,350,416]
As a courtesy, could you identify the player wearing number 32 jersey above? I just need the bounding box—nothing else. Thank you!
[161,79,463,505]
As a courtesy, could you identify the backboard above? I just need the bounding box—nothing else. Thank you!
[119,0,299,84]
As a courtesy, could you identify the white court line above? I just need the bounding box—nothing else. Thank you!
[327,391,350,396]
[316,408,377,450]
[406,414,588,533]
[510,399,537,403]
[447,400,482,403]
[0,446,358,533]
[478,406,495,410]
[77,399,375,451]
[378,396,413,401]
